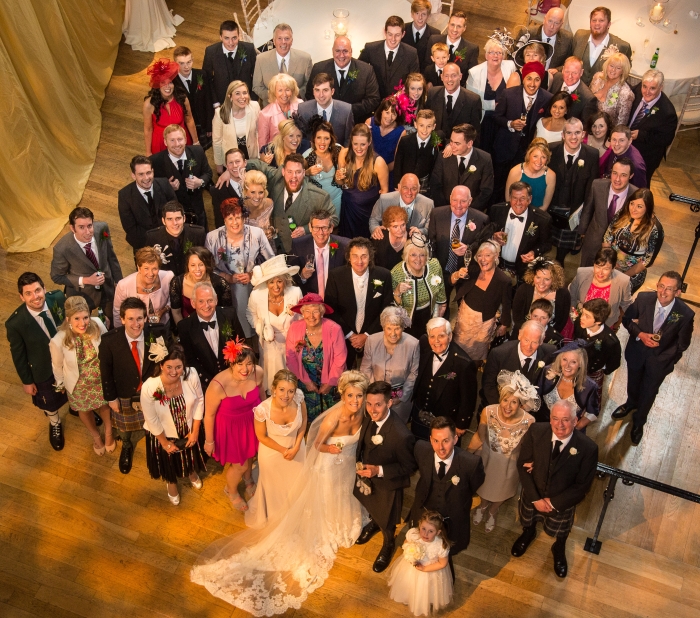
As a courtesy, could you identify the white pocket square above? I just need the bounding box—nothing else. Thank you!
[373,292,382,298]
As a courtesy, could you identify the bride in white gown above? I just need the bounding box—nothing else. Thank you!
[191,370,369,616]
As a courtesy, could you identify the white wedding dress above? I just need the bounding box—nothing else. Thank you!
[191,408,364,616]
[122,0,184,53]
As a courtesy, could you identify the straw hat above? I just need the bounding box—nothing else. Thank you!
[250,255,299,289]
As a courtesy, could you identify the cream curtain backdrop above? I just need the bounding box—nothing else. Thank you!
[0,0,124,252]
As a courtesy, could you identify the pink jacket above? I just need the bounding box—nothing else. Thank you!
[285,318,347,386]
[257,99,302,147]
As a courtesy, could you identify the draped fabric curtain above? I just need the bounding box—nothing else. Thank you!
[0,0,124,252]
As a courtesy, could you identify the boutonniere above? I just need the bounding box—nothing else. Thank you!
[153,387,170,404]
[346,69,359,83]
[667,311,683,324]
[569,447,578,456]
[187,158,197,173]
[651,106,659,115]
[101,230,110,242]
[467,164,476,174]
[371,435,384,445]
[238,48,247,63]
[453,48,466,63]
[525,223,538,236]
[51,303,64,323]
[578,159,585,167]
[467,220,476,231]
[294,339,306,353]
[196,74,204,91]
[329,241,339,257]
[537,360,545,369]
[438,371,457,380]
[220,320,234,341]
[430,131,443,149]
[372,279,383,289]
[451,475,460,485]
[570,93,579,102]
[430,275,442,286]
[183,239,193,254]
[570,305,580,320]
[538,107,544,114]
[288,216,297,231]
[594,340,603,351]
[608,92,619,105]
[145,332,156,346]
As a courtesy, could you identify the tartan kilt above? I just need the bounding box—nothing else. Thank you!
[551,225,580,250]
[518,488,576,538]
[588,368,605,406]
[112,397,145,432]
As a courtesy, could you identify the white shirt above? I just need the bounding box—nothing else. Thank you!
[501,207,527,263]
[75,235,100,287]
[446,36,461,51]
[456,149,473,173]
[630,94,662,126]
[125,331,144,373]
[588,33,610,67]
[168,150,188,169]
[434,449,455,475]
[522,90,537,110]
[229,179,242,196]
[198,312,220,354]
[372,411,391,477]
[435,64,444,78]
[316,101,333,119]
[178,73,192,92]
[222,43,237,59]
[552,431,573,451]
[412,24,427,39]
[444,87,460,104]
[137,185,154,201]
[283,188,302,207]
[432,349,448,375]
[562,79,581,94]
[27,302,57,338]
[334,62,350,87]
[563,145,581,165]
[349,269,369,336]
[276,51,291,71]
[586,324,604,337]
[607,185,629,217]
[517,343,536,373]
[384,42,399,60]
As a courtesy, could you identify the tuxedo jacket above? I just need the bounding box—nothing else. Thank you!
[623,292,695,367]
[297,98,354,147]
[289,234,349,295]
[117,178,176,251]
[423,35,479,86]
[178,307,245,390]
[6,291,66,385]
[488,204,552,274]
[426,86,482,142]
[358,41,420,100]
[324,265,393,336]
[209,180,243,230]
[202,41,257,105]
[393,131,440,188]
[629,86,678,175]
[517,25,573,70]
[306,58,381,123]
[517,423,598,511]
[414,338,478,430]
[173,68,214,138]
[577,178,638,267]
[98,324,165,401]
[50,222,123,308]
[253,48,313,102]
[482,339,556,406]
[429,147,493,209]
[548,72,598,124]
[408,441,485,554]
[369,192,434,236]
[428,205,490,266]
[549,143,600,218]
[145,224,207,277]
[403,23,441,71]
[492,86,553,163]
[422,63,442,89]
[572,30,632,85]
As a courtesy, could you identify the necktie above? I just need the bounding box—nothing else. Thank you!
[285,192,294,211]
[509,213,524,222]
[84,242,100,271]
[607,194,619,223]
[653,307,666,333]
[338,70,346,89]
[449,44,455,58]
[227,52,234,63]
[322,109,327,121]
[522,356,532,372]
[317,247,325,298]
[200,320,217,330]
[630,101,649,130]
[145,190,156,220]
[437,69,442,78]
[445,218,461,273]
[415,30,421,44]
[370,420,379,435]
[546,37,551,44]
[438,461,446,479]
[131,340,142,391]
[433,352,445,362]
[566,154,574,169]
[185,78,191,92]
[526,96,534,112]
[39,310,57,337]
[562,85,570,94]
[355,278,366,334]
[387,50,394,66]
[177,159,185,177]
[280,58,287,73]
[419,141,427,153]
[446,94,453,115]
[552,440,562,459]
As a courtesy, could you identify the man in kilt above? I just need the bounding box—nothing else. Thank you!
[511,400,597,578]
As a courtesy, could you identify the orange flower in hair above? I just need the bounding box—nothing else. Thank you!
[223,336,248,364]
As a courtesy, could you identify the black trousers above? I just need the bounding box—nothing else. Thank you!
[625,345,675,428]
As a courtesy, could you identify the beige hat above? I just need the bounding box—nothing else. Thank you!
[250,254,299,289]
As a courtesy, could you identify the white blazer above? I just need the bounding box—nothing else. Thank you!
[50,318,108,393]
[466,60,517,117]
[140,372,204,437]
[246,285,302,343]
[212,101,261,165]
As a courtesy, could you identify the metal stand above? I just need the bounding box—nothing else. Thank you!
[669,193,700,293]
[584,475,618,555]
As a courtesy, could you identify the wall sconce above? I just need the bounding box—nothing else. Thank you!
[332,9,349,36]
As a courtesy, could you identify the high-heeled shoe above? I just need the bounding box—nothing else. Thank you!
[167,488,181,506]
[244,478,257,498]
[104,429,117,454]
[485,514,497,533]
[92,434,106,456]
[224,486,248,511]
[190,474,203,489]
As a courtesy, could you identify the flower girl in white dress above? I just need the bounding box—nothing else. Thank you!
[388,510,453,616]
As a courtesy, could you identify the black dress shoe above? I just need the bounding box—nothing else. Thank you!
[612,405,636,420]
[511,528,537,557]
[69,408,79,417]
[551,542,568,578]
[356,521,380,545]
[93,412,103,426]
[372,539,395,573]
[630,425,644,445]
[119,443,133,474]
[49,422,65,451]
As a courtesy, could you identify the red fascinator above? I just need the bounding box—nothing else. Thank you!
[147,59,179,89]
[223,336,248,365]
[521,61,545,82]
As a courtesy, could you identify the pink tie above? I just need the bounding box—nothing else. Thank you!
[317,247,325,299]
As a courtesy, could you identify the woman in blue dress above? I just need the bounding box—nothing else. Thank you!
[303,117,343,218]
[365,98,405,191]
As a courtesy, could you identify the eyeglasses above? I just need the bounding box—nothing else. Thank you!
[310,225,331,232]
[656,284,678,293]
[486,51,503,57]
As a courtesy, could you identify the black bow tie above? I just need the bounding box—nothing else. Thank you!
[509,213,524,222]
[200,320,216,330]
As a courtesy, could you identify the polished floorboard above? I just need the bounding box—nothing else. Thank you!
[1,0,700,615]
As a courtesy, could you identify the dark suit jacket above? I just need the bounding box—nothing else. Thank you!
[50,222,123,308]
[517,423,598,511]
[492,86,553,163]
[358,41,420,100]
[548,72,597,123]
[428,205,490,266]
[426,86,482,142]
[289,235,349,295]
[537,371,600,423]
[209,180,243,230]
[482,339,556,405]
[629,87,678,175]
[549,143,600,220]
[393,132,440,187]
[414,337,478,430]
[174,68,215,139]
[324,265,393,336]
[517,25,573,70]
[409,441,485,554]
[422,63,442,89]
[145,224,207,277]
[488,204,552,274]
[423,35,479,86]
[403,23,440,71]
[117,178,176,251]
[297,98,354,147]
[6,291,66,385]
[202,41,257,105]
[99,324,164,401]
[572,30,632,85]
[178,307,245,390]
[623,293,695,366]
[306,58,381,123]
[429,147,493,209]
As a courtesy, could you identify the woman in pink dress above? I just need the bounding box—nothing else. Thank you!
[203,340,265,512]
[143,59,198,155]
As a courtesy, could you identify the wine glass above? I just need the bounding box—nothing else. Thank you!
[463,246,472,279]
[305,254,315,271]
[519,112,527,136]
[235,260,245,275]
[334,440,344,465]
[338,167,350,190]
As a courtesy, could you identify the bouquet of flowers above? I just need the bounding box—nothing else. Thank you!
[402,541,425,565]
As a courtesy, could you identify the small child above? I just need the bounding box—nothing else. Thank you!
[529,298,563,346]
[424,42,449,89]
[388,511,453,616]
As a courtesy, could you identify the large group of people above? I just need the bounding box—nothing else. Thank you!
[7,2,696,616]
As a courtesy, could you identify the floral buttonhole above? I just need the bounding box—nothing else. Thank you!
[371,435,383,445]
[468,220,476,231]
[451,476,460,485]
[578,159,585,167]
[569,447,578,456]
[537,360,545,369]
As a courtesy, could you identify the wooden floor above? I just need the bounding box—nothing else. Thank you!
[2,0,700,616]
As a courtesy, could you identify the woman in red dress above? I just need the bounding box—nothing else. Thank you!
[142,59,198,156]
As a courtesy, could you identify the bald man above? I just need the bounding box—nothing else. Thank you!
[369,173,434,238]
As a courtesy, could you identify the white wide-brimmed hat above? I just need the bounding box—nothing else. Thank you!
[250,254,299,289]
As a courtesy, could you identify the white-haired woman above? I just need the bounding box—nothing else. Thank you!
[468,370,537,532]
[391,236,446,338]
[257,73,303,149]
[451,241,512,362]
[360,306,420,423]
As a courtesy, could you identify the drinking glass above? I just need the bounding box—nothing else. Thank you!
[305,254,315,271]
[334,440,344,465]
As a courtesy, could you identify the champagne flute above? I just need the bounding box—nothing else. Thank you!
[334,440,344,465]
[519,112,527,136]
[463,246,472,279]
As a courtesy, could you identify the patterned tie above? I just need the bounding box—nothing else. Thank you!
[39,310,57,337]
[322,109,327,121]
[630,101,649,130]
[526,96,534,112]
[285,192,294,211]
[387,50,394,66]
[607,194,619,223]
[355,277,366,334]
[562,85,570,94]
[131,340,142,391]
[317,246,325,298]
[653,307,666,333]
[84,242,100,271]
[280,58,287,73]
[338,70,346,90]
[445,218,461,273]
[438,461,446,479]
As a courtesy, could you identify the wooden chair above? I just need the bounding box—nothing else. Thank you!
[237,0,262,37]
[668,82,700,154]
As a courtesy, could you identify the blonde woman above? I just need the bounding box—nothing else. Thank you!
[243,169,274,235]
[50,296,113,456]
[257,73,303,148]
[505,139,556,209]
[589,52,634,126]
[212,80,261,173]
[262,118,305,168]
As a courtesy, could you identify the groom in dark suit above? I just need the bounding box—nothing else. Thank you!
[354,381,417,572]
